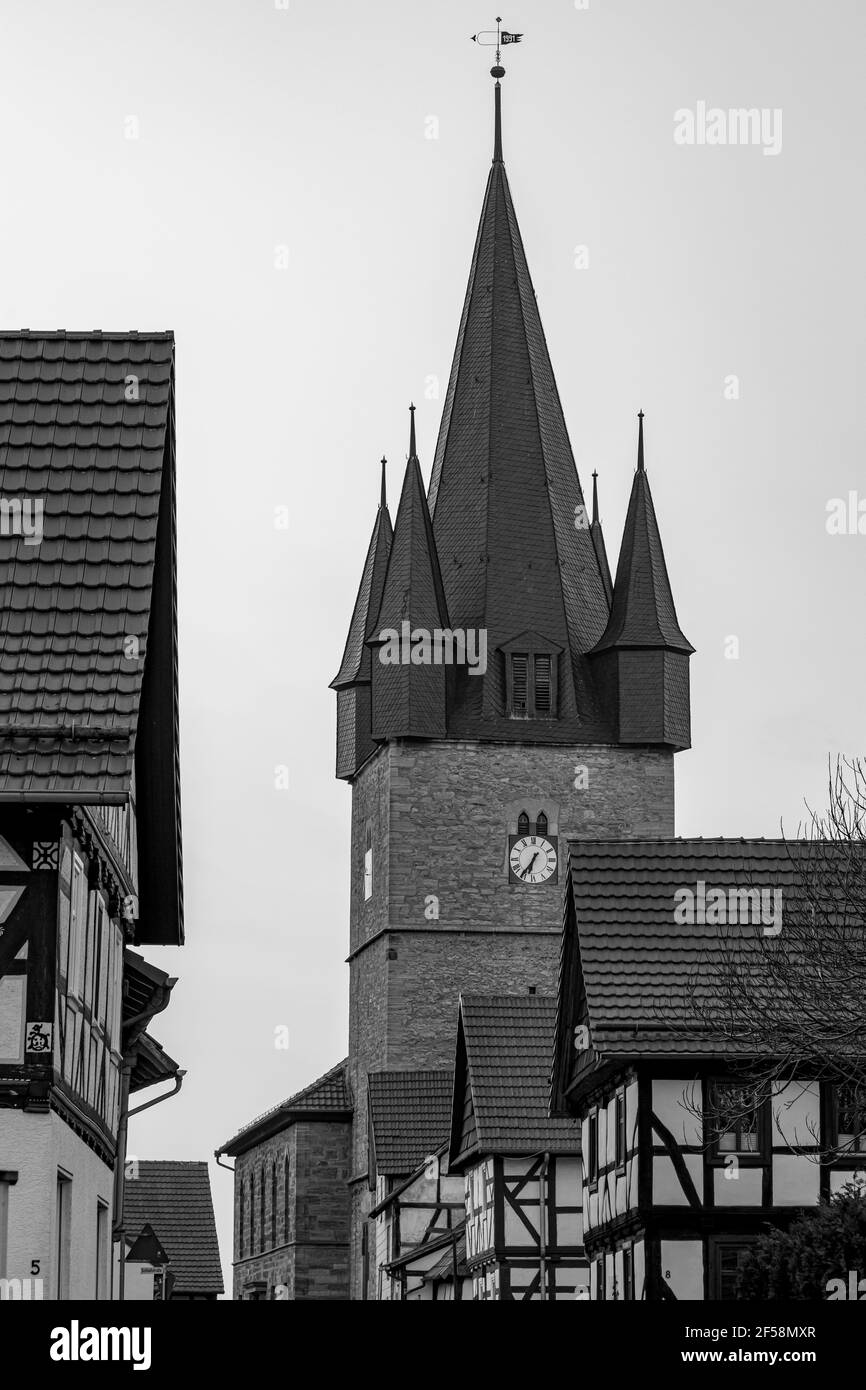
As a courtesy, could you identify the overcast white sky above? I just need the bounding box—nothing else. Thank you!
[2,0,863,1293]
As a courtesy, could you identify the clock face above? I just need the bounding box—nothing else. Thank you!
[509,835,557,884]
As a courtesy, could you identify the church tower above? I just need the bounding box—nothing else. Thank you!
[332,63,692,1298]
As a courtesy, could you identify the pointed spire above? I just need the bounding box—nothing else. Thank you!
[589,423,692,657]
[408,402,417,460]
[589,471,613,607]
[369,443,449,739]
[380,456,387,510]
[330,459,393,692]
[427,83,612,738]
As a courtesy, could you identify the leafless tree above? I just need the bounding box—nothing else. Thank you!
[674,757,866,1157]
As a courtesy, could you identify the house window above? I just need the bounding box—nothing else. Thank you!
[615,1092,626,1170]
[95,1201,109,1299]
[710,1081,764,1157]
[56,1171,72,1299]
[622,1244,635,1301]
[364,822,373,902]
[587,1111,599,1186]
[833,1081,866,1153]
[507,653,558,719]
[710,1239,755,1300]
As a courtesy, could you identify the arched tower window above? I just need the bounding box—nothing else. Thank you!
[536,811,548,837]
[271,1161,278,1248]
[284,1152,291,1243]
[517,811,530,836]
[249,1169,256,1254]
[259,1165,265,1252]
[239,1176,246,1259]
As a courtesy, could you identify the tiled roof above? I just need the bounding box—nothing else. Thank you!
[0,332,173,794]
[426,1231,468,1282]
[0,332,182,944]
[368,1069,453,1175]
[217,1060,351,1157]
[450,995,580,1167]
[129,1032,179,1094]
[590,419,692,655]
[425,133,614,742]
[123,1161,223,1296]
[553,839,826,1095]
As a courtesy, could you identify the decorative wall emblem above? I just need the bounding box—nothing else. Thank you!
[32,841,59,871]
[25,1021,53,1054]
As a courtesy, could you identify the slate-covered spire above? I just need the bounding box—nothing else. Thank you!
[588,415,694,749]
[368,407,450,739]
[590,470,613,607]
[331,458,394,778]
[427,75,612,741]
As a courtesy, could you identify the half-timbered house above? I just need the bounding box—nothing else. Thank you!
[0,332,184,1299]
[551,838,865,1300]
[449,995,586,1300]
[366,1069,459,1299]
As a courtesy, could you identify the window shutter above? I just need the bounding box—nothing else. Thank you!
[534,655,551,714]
[512,655,528,715]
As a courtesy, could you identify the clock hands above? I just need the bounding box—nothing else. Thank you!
[521,851,540,880]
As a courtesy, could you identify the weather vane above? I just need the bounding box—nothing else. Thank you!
[471,16,523,79]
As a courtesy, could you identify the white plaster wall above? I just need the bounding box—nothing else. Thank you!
[653,1152,702,1205]
[0,1109,112,1298]
[772,1082,820,1149]
[660,1238,703,1300]
[773,1154,820,1206]
[652,1079,701,1145]
[713,1165,763,1206]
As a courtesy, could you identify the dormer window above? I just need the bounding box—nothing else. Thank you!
[500,633,562,720]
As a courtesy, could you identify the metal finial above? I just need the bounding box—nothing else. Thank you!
[591,469,600,524]
[637,411,645,472]
[409,403,416,460]
[380,456,387,509]
[471,18,523,161]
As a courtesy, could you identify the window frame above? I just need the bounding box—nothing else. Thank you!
[709,1236,757,1301]
[505,651,559,720]
[829,1080,866,1159]
[587,1109,599,1188]
[707,1079,768,1166]
[614,1090,627,1172]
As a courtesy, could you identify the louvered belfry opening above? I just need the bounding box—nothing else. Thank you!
[511,655,529,716]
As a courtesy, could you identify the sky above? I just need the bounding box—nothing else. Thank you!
[2,0,863,1294]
